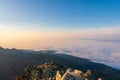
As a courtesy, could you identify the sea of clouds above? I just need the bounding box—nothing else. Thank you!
[56,40,120,70]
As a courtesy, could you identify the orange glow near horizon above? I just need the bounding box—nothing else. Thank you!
[0,26,120,50]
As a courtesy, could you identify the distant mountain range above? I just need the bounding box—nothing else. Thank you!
[0,47,120,80]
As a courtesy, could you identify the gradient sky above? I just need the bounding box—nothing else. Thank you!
[0,0,120,49]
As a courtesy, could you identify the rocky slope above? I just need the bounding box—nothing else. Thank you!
[15,62,95,80]
[0,47,120,80]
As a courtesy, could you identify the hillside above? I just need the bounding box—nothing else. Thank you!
[0,47,120,80]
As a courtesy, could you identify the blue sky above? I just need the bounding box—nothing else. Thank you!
[0,0,120,30]
[0,0,120,49]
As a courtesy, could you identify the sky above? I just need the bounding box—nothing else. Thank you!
[0,0,120,49]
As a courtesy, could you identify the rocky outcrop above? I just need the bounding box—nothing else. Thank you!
[57,68,90,80]
[15,62,59,80]
[15,62,102,80]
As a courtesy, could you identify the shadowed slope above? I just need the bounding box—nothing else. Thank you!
[0,47,120,80]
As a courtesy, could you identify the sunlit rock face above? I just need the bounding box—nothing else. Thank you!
[59,68,91,80]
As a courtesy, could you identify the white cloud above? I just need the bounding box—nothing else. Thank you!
[56,40,120,69]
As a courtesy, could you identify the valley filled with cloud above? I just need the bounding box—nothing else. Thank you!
[56,40,120,70]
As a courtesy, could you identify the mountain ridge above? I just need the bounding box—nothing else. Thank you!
[0,47,120,80]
